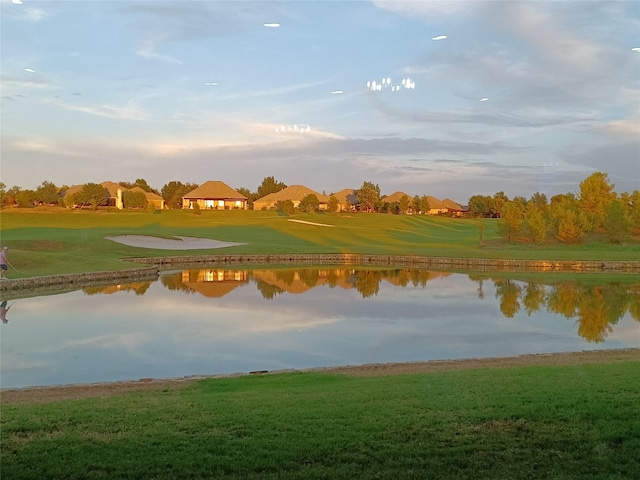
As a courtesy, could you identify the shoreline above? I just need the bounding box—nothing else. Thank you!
[3,348,638,404]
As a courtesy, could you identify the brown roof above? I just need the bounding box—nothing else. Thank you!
[255,185,330,204]
[183,181,246,200]
[442,198,463,210]
[382,191,413,203]
[426,196,445,209]
[100,181,124,197]
[130,186,163,201]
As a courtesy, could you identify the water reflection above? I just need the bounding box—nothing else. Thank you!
[2,267,638,389]
[86,267,640,344]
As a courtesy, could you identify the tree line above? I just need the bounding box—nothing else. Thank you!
[1,172,638,243]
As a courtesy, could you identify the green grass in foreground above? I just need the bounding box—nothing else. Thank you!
[2,362,639,479]
[0,208,639,277]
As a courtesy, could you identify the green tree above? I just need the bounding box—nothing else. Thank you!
[602,198,630,243]
[235,187,254,209]
[578,172,616,232]
[524,202,549,245]
[0,182,6,207]
[327,195,339,213]
[493,191,509,218]
[497,201,524,242]
[412,195,421,214]
[256,176,287,199]
[77,183,108,210]
[34,181,60,205]
[626,190,640,234]
[123,190,149,209]
[161,181,199,209]
[555,209,586,244]
[276,199,295,215]
[120,178,156,193]
[355,181,381,213]
[299,194,319,213]
[467,195,493,217]
[420,196,431,215]
[399,195,410,214]
[15,189,35,208]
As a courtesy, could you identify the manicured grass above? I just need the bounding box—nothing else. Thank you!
[1,208,638,277]
[2,362,639,479]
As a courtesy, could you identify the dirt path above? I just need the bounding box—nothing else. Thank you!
[2,349,638,405]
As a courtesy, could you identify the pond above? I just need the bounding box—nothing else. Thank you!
[1,266,638,389]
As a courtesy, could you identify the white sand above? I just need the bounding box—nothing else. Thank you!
[288,219,333,227]
[106,235,246,250]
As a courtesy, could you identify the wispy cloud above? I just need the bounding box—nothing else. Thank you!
[49,99,148,121]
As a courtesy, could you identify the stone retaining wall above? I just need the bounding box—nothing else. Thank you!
[0,266,160,295]
[1,255,638,295]
[126,254,640,273]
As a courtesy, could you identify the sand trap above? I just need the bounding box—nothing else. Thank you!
[107,235,246,250]
[288,219,333,227]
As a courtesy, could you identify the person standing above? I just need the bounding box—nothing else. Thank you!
[0,247,9,280]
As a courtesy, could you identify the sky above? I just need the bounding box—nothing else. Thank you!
[1,0,639,203]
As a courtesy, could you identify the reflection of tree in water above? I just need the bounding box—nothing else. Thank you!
[468,274,490,300]
[411,270,435,288]
[275,269,296,286]
[354,270,382,298]
[486,277,639,343]
[298,269,319,288]
[160,273,195,294]
[255,280,285,300]
[493,278,522,318]
[522,282,546,315]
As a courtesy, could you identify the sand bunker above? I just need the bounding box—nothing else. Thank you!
[288,219,333,227]
[107,235,245,250]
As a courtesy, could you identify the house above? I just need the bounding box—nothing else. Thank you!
[253,185,330,211]
[381,191,415,213]
[329,189,358,212]
[425,196,448,215]
[63,181,166,209]
[182,181,248,210]
[442,198,467,217]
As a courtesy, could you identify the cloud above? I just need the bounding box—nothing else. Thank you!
[24,7,50,22]
[48,99,148,121]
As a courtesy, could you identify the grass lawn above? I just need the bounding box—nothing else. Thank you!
[2,361,639,479]
[1,208,639,277]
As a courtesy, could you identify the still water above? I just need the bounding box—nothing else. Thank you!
[1,267,638,389]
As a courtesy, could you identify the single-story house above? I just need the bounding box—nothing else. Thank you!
[442,198,467,217]
[381,191,415,213]
[129,186,165,209]
[253,185,330,211]
[182,181,248,210]
[63,181,166,209]
[425,196,448,215]
[329,189,358,212]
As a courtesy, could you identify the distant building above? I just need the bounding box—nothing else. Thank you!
[182,181,248,210]
[253,185,330,211]
[329,189,358,212]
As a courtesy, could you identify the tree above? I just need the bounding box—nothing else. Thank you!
[15,189,35,208]
[123,190,149,209]
[412,195,421,214]
[298,194,319,213]
[555,209,586,244]
[602,199,630,243]
[524,202,549,245]
[256,176,286,199]
[420,196,431,215]
[497,201,524,242]
[529,192,548,212]
[161,181,198,209]
[355,181,381,213]
[77,183,108,210]
[578,172,615,232]
[626,190,640,234]
[467,195,493,217]
[276,199,295,215]
[493,191,509,218]
[327,195,339,213]
[235,187,254,209]
[399,195,410,214]
[120,178,156,193]
[34,181,60,205]
[0,182,6,207]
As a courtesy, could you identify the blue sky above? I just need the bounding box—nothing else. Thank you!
[1,0,639,203]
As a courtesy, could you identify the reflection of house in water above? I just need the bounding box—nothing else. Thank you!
[84,282,152,296]
[251,268,356,294]
[181,269,249,298]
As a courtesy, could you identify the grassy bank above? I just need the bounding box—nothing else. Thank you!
[2,360,639,479]
[1,208,639,277]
